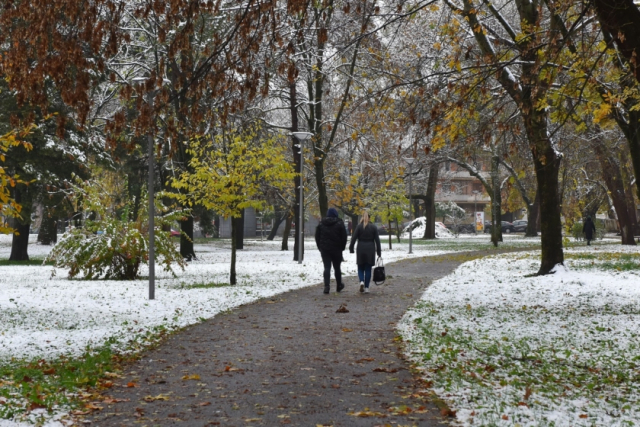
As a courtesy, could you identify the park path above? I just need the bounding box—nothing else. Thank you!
[87,250,504,427]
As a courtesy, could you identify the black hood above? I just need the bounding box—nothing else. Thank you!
[321,217,341,226]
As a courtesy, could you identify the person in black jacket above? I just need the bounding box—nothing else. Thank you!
[315,208,348,294]
[349,211,381,294]
[583,216,596,246]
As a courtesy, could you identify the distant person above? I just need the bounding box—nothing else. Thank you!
[315,208,348,294]
[583,216,596,246]
[349,211,382,294]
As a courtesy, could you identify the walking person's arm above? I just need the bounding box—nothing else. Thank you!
[349,225,359,253]
[373,225,382,258]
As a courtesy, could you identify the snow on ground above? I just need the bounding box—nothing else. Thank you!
[399,242,640,427]
[0,234,476,363]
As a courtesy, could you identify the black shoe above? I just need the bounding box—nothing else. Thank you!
[337,282,345,293]
[323,286,330,294]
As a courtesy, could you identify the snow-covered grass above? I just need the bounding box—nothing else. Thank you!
[399,242,640,427]
[0,232,543,426]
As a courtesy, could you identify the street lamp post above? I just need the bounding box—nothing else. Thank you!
[146,91,155,300]
[132,78,157,300]
[292,132,313,264]
[404,157,415,254]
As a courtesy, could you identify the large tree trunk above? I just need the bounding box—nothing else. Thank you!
[592,137,637,245]
[423,165,439,239]
[530,126,564,275]
[10,220,30,261]
[180,215,196,260]
[37,209,58,245]
[230,216,237,285]
[9,187,31,261]
[525,190,540,237]
[281,212,292,251]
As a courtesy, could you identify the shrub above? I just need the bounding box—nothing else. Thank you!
[46,175,186,280]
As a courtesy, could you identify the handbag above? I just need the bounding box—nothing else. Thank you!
[372,257,385,285]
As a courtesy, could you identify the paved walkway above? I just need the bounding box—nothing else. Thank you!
[88,251,493,426]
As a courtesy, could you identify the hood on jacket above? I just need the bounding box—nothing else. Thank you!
[321,217,341,226]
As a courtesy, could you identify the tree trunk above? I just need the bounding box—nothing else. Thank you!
[234,209,244,250]
[525,190,540,237]
[230,215,237,285]
[37,211,58,245]
[180,215,197,260]
[9,187,31,261]
[290,82,302,261]
[490,154,502,247]
[531,133,564,275]
[267,209,286,241]
[592,137,636,245]
[423,165,439,239]
[281,212,292,251]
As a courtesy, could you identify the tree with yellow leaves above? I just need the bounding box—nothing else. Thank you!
[0,127,32,234]
[171,125,295,285]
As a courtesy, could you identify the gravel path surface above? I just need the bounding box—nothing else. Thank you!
[88,251,504,426]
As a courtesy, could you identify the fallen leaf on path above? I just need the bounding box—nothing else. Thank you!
[349,410,387,418]
[342,328,352,332]
[143,394,171,402]
[372,367,399,373]
[182,374,201,380]
[126,382,137,388]
[336,305,349,313]
[197,401,211,406]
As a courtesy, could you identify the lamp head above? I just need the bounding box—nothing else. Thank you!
[292,132,313,141]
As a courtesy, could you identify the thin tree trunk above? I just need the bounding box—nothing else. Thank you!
[490,153,502,247]
[290,82,302,261]
[234,209,244,250]
[423,165,439,239]
[267,210,286,241]
[230,216,237,285]
[180,215,197,259]
[281,212,292,251]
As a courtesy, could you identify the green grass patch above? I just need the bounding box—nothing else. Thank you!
[0,341,118,420]
[566,252,640,271]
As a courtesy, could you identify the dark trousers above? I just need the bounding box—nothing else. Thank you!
[321,251,342,288]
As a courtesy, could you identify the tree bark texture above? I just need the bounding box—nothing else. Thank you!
[526,190,540,237]
[490,154,503,247]
[180,215,197,259]
[9,220,30,261]
[230,216,237,285]
[591,137,636,244]
[423,165,438,239]
[290,82,302,261]
[267,210,287,241]
[234,210,244,251]
[281,212,292,251]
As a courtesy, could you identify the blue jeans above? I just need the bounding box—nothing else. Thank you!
[358,264,373,288]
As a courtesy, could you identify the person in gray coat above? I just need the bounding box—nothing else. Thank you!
[349,211,381,293]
